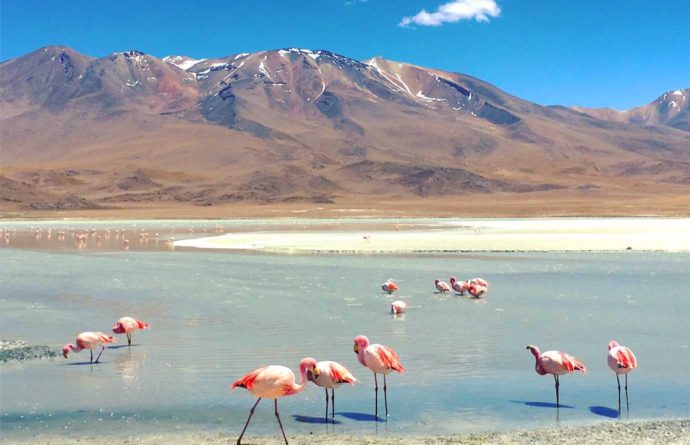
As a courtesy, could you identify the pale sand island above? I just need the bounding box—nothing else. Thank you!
[174,218,690,253]
[4,420,689,445]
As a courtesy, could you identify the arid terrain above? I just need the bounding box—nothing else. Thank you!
[1,46,689,217]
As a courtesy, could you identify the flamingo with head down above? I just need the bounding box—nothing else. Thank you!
[231,358,311,445]
[434,279,451,293]
[62,332,115,364]
[112,316,149,346]
[302,357,357,421]
[450,277,469,295]
[391,300,408,315]
[526,345,586,407]
[381,280,399,295]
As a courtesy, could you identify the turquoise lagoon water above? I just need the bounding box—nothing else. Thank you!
[1,221,689,438]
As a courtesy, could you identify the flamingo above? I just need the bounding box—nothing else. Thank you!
[434,279,451,293]
[450,276,469,295]
[391,300,408,314]
[526,345,586,407]
[62,332,116,363]
[353,335,405,418]
[468,282,488,298]
[302,357,357,421]
[231,358,310,445]
[381,280,399,295]
[608,340,637,413]
[112,316,150,346]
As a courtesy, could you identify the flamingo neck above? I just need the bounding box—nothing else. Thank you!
[289,362,309,394]
[529,347,547,375]
[69,344,83,353]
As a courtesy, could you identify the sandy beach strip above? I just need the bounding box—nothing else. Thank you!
[4,419,688,445]
[174,218,690,253]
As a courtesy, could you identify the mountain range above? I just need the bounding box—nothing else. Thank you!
[1,46,689,215]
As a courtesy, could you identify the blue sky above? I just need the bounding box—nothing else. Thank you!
[1,0,688,109]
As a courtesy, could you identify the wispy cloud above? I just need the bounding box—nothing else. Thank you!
[399,0,500,27]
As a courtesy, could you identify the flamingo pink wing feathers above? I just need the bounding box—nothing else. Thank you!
[374,345,405,373]
[613,347,637,369]
[327,362,357,384]
[231,367,264,391]
[558,351,587,373]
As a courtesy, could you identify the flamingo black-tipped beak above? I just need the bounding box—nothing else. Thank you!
[353,344,359,353]
[62,350,68,359]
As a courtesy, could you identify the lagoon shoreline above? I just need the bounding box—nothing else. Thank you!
[3,419,688,445]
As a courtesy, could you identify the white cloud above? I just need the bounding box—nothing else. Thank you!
[400,0,501,27]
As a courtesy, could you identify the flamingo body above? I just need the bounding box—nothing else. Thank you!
[434,279,451,293]
[62,332,115,363]
[231,360,309,444]
[112,316,149,346]
[608,340,637,413]
[450,276,469,294]
[354,335,404,418]
[391,300,408,314]
[608,340,637,374]
[381,280,399,294]
[526,345,585,407]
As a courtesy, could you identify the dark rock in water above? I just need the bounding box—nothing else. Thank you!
[0,340,59,363]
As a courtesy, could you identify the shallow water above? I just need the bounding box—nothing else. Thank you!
[1,221,689,439]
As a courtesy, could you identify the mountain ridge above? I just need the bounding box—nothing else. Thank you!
[1,45,689,214]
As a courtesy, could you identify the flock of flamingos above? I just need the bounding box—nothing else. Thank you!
[60,277,638,445]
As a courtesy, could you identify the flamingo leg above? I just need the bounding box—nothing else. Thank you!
[324,388,329,422]
[236,397,261,445]
[554,375,560,407]
[373,373,379,419]
[127,333,132,346]
[89,350,93,363]
[625,374,629,412]
[94,346,105,363]
[616,374,621,414]
[383,374,389,418]
[274,399,288,445]
[331,388,335,420]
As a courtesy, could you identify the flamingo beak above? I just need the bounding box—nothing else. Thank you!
[353,344,359,353]
[62,350,69,359]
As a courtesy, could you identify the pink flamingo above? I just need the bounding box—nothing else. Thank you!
[112,316,150,346]
[302,357,357,421]
[434,279,451,293]
[353,335,405,418]
[608,340,637,412]
[391,300,408,314]
[381,280,399,294]
[470,277,489,287]
[526,345,586,407]
[62,332,116,363]
[449,276,469,295]
[231,359,310,445]
[468,282,488,298]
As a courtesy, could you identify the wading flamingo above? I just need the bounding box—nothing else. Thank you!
[470,278,489,287]
[608,340,637,413]
[434,279,451,293]
[381,280,399,295]
[391,301,408,314]
[450,277,469,295]
[353,335,405,418]
[468,282,488,298]
[62,332,115,364]
[303,357,357,421]
[231,358,310,445]
[112,316,150,346]
[526,345,586,407]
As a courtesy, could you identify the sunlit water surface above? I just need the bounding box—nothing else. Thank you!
[1,220,689,439]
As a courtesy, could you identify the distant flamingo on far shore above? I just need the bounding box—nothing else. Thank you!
[112,316,150,346]
[62,332,115,364]
[608,340,637,413]
[231,359,310,445]
[526,345,586,407]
